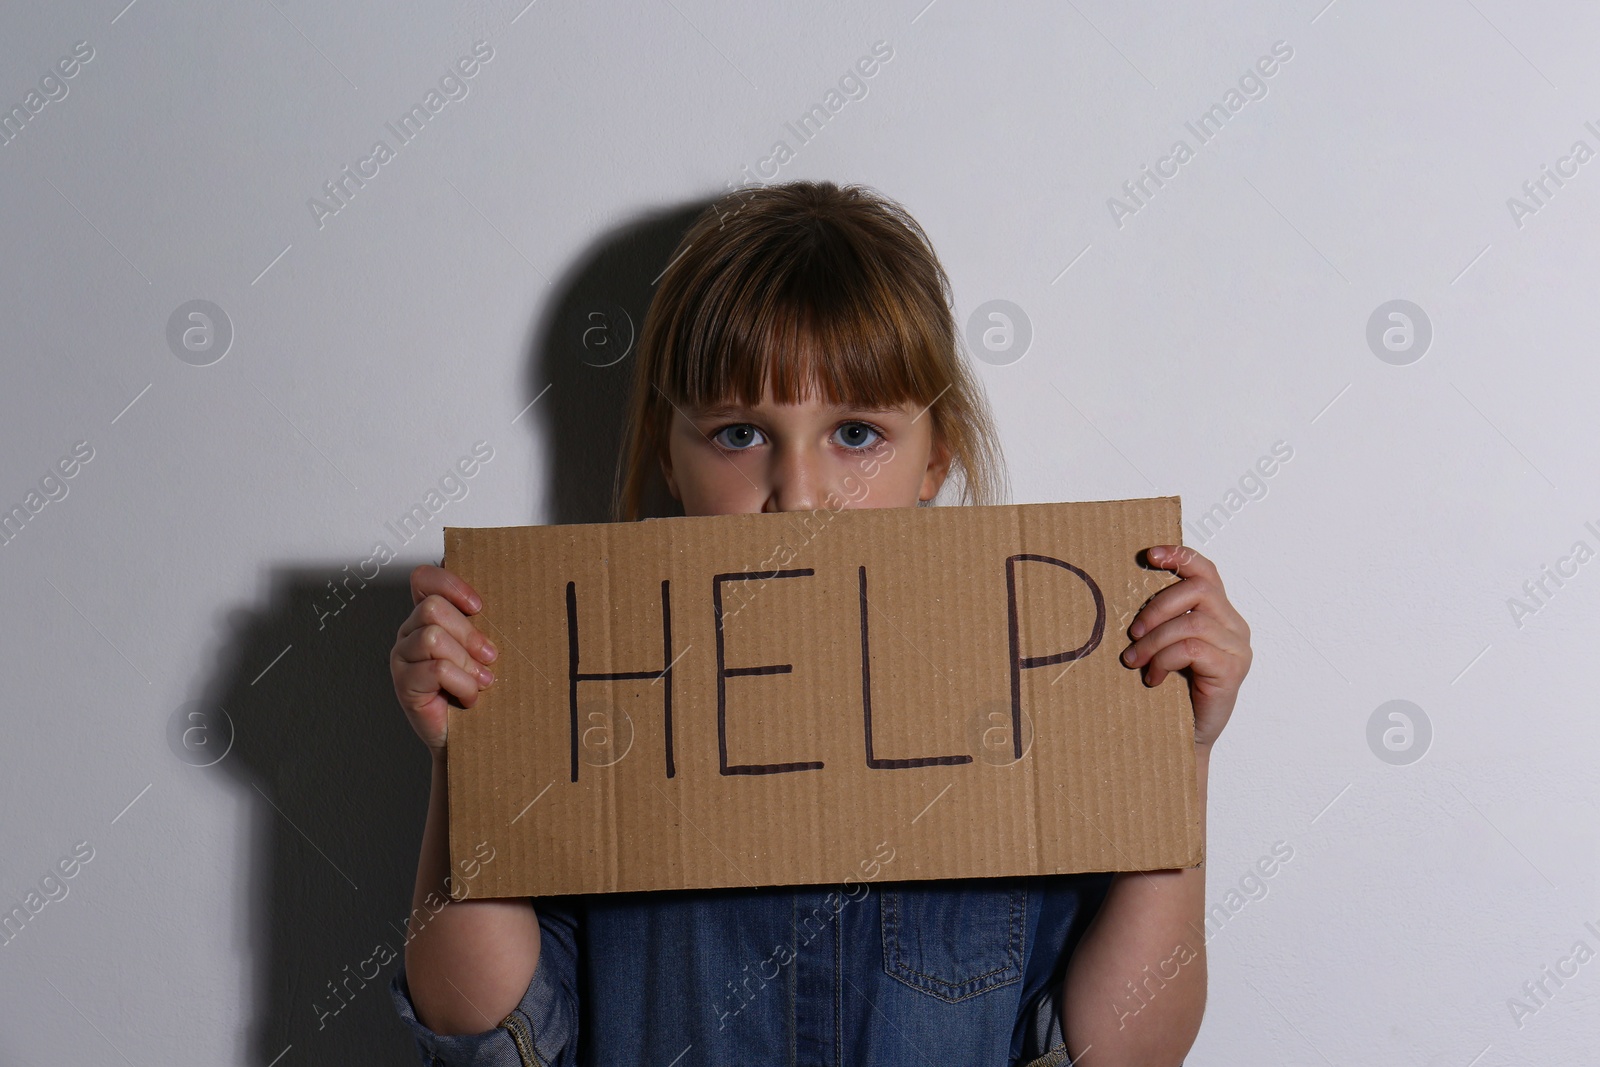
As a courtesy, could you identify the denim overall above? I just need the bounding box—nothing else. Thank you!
[390,871,1114,1066]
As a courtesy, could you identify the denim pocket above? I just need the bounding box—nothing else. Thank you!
[879,880,1027,1002]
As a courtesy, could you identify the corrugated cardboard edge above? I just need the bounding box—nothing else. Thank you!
[1167,494,1204,869]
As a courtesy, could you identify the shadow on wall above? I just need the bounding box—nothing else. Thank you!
[193,197,709,1064]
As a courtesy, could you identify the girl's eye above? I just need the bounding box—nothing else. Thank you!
[834,422,884,450]
[711,424,765,450]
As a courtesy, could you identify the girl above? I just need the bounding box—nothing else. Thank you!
[387,180,1252,1066]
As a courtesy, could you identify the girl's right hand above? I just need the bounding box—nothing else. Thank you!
[391,563,498,758]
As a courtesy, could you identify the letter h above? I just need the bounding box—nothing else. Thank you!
[566,580,675,782]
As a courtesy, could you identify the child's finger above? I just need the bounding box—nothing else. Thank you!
[398,593,499,665]
[411,562,484,615]
[395,624,493,689]
[1137,632,1229,688]
[1145,544,1222,587]
[1129,545,1247,640]
[400,656,485,712]
[1127,577,1205,640]
[1121,612,1243,676]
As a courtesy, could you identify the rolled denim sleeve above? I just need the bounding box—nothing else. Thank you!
[388,902,581,1067]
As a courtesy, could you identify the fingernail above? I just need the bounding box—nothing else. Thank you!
[1122,647,1136,664]
[482,641,498,662]
[1130,621,1145,639]
[478,666,493,685]
[470,595,483,611]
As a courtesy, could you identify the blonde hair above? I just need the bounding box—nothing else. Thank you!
[612,179,1008,521]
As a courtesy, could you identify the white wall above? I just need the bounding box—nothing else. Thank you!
[2,0,1596,1063]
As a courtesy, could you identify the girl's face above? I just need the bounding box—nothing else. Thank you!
[659,386,952,516]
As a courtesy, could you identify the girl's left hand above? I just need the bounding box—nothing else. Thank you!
[1121,545,1252,749]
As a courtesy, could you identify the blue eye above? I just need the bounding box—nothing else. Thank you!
[711,424,764,450]
[834,422,883,450]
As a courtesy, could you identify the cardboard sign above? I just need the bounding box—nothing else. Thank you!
[443,496,1202,898]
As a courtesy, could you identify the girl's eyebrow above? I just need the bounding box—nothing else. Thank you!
[687,404,749,420]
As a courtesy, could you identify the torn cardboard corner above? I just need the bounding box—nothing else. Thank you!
[443,495,1202,899]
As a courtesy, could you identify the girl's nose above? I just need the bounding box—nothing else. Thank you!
[763,446,821,513]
